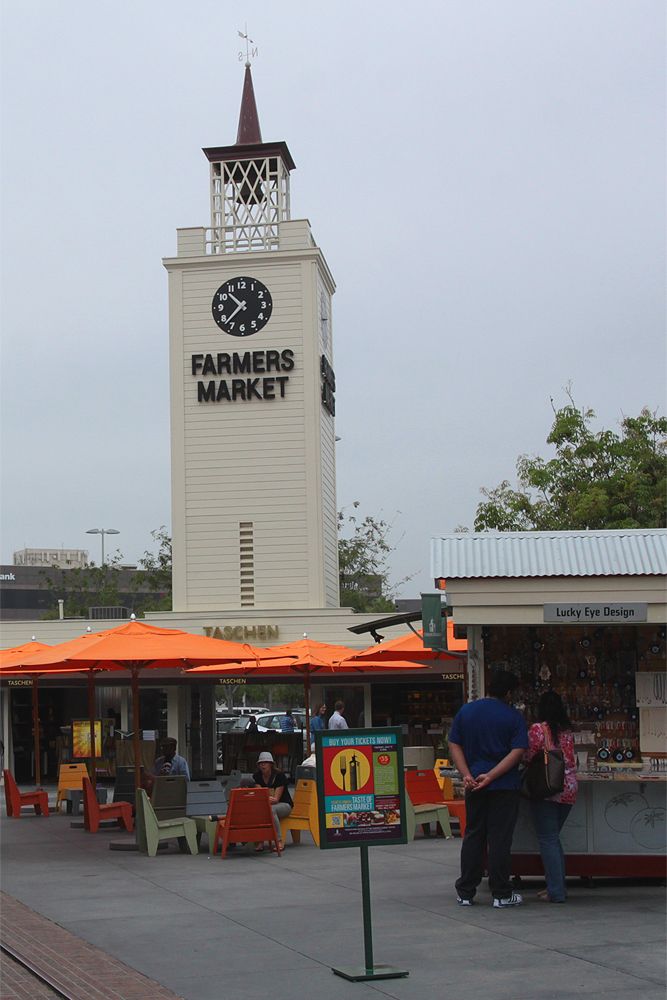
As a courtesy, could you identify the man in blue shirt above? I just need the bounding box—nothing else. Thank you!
[448,671,527,908]
[152,738,191,781]
[279,709,297,733]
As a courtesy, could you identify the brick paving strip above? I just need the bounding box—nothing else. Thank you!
[0,892,183,1000]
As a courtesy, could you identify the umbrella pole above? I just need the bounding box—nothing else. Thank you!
[87,670,97,789]
[304,673,311,755]
[131,667,142,793]
[31,678,41,787]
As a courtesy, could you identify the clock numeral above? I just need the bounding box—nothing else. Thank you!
[257,313,264,321]
[219,293,228,302]
[238,280,246,289]
[251,320,257,330]
[239,324,246,333]
[220,314,227,322]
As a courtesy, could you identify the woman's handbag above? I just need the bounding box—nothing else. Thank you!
[521,723,565,799]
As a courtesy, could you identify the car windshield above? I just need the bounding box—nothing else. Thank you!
[230,717,249,731]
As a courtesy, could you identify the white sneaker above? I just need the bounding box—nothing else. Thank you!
[493,892,523,908]
[456,896,474,906]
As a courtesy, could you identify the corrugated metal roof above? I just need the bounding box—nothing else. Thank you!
[430,530,667,580]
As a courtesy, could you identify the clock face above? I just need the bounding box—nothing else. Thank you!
[211,276,273,337]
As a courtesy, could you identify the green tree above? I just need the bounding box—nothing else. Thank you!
[338,503,405,612]
[41,555,123,620]
[473,394,667,532]
[132,526,173,612]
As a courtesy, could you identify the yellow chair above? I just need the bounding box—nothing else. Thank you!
[433,760,454,799]
[280,778,320,846]
[55,763,90,811]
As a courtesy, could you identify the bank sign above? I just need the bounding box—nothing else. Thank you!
[543,603,648,623]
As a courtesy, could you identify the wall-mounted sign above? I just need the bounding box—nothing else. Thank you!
[543,603,648,623]
[315,728,407,850]
[192,349,294,403]
[320,354,336,416]
[203,624,280,641]
[5,678,33,687]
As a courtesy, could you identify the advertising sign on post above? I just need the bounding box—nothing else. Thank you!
[315,728,409,981]
[421,592,445,651]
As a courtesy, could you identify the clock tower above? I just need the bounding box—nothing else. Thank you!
[164,66,339,612]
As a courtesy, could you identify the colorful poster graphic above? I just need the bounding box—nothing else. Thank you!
[72,720,102,758]
[315,728,407,849]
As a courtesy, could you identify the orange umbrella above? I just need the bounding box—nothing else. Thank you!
[187,637,429,749]
[5,620,278,790]
[0,643,87,785]
[1,641,51,787]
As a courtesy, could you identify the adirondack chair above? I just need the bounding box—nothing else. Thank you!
[113,765,143,807]
[213,787,280,858]
[186,779,227,849]
[151,775,187,821]
[405,768,452,839]
[135,789,198,857]
[82,777,133,834]
[280,778,320,846]
[55,762,90,812]
[3,770,49,817]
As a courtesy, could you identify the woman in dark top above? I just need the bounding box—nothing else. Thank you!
[252,751,293,851]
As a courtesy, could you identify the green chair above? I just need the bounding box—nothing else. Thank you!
[135,789,198,857]
[405,796,452,841]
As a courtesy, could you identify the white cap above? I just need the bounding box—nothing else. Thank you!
[257,751,274,763]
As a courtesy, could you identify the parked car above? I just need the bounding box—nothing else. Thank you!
[255,712,306,733]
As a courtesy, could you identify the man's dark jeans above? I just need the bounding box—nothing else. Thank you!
[455,789,520,901]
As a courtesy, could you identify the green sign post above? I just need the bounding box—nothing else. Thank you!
[315,727,409,981]
[421,591,445,650]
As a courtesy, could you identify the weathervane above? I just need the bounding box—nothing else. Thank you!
[238,25,258,67]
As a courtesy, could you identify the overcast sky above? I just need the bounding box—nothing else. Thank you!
[1,1,665,598]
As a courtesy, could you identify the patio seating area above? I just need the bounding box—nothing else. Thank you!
[1,782,664,1000]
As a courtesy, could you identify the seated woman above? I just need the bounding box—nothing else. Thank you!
[524,691,578,903]
[252,751,293,852]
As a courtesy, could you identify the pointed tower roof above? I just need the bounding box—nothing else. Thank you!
[236,64,262,144]
[202,65,295,170]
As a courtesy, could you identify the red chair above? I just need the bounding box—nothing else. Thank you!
[3,769,49,818]
[82,777,133,834]
[213,787,281,858]
[442,799,467,837]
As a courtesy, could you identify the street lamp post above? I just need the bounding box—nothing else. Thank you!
[86,528,120,565]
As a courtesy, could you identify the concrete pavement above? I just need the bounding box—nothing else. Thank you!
[1,803,665,1000]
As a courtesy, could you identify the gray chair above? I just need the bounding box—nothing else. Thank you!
[151,775,187,821]
[186,779,227,849]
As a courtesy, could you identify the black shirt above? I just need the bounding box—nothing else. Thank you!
[252,769,293,808]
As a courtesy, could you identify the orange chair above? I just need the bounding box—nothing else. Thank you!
[213,786,281,858]
[3,770,49,818]
[442,798,467,837]
[82,777,133,834]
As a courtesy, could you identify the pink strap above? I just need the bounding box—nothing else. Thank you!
[542,722,554,750]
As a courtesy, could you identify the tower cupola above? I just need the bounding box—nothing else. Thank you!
[203,65,295,252]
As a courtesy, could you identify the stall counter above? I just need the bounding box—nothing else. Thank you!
[511,772,666,878]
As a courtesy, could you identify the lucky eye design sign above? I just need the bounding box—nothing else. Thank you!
[315,728,407,849]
